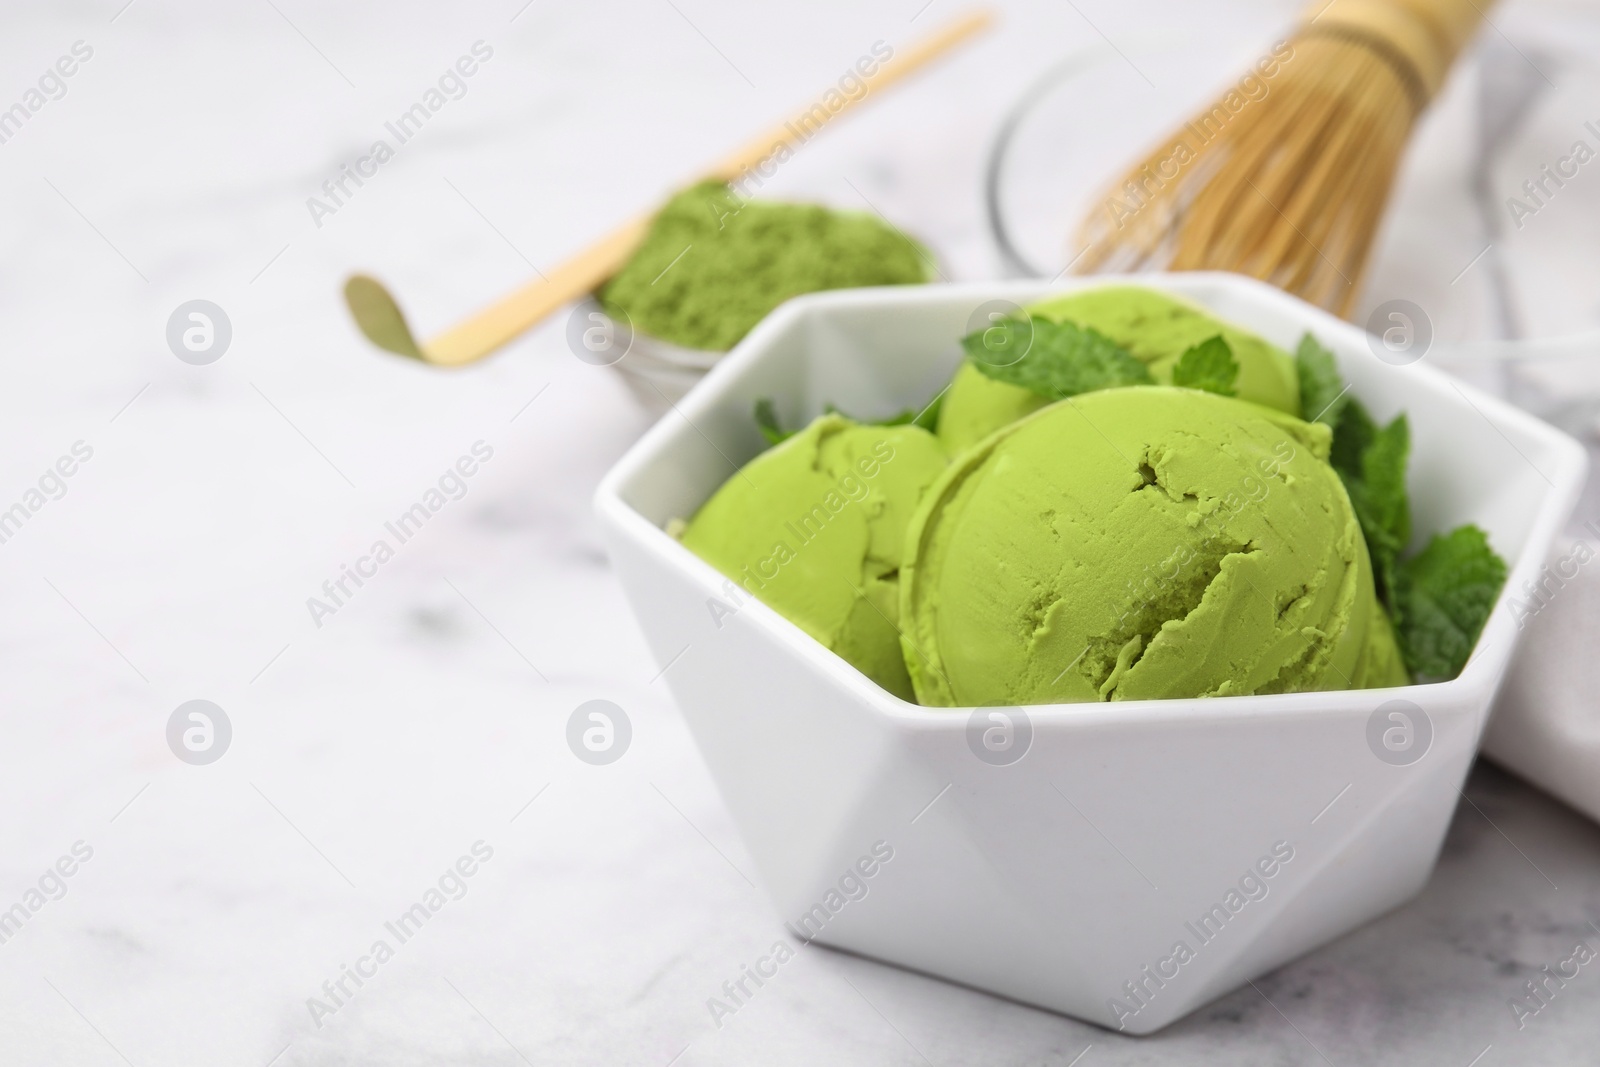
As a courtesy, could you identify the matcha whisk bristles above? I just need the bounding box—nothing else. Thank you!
[1073,0,1495,318]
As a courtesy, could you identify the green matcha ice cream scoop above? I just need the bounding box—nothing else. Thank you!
[903,386,1407,706]
[681,414,947,700]
[937,285,1302,454]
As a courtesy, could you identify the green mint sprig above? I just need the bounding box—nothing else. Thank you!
[962,316,1153,400]
[1393,525,1508,682]
[1171,336,1239,396]
[1299,330,1507,681]
[752,390,945,445]
[753,398,793,445]
[1295,334,1350,426]
[1330,399,1411,605]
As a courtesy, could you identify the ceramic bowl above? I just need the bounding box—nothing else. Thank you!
[593,273,1585,1033]
[585,298,724,414]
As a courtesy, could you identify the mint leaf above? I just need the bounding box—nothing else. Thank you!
[1334,401,1410,605]
[823,401,946,432]
[964,316,1153,400]
[753,398,793,445]
[911,388,945,432]
[1329,395,1375,480]
[758,395,944,445]
[1394,525,1507,681]
[1360,416,1411,604]
[825,401,908,425]
[1296,333,1348,425]
[962,314,1035,368]
[1317,374,1505,682]
[1171,335,1239,396]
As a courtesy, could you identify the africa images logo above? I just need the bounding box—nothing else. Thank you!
[305,441,493,628]
[1105,841,1296,1030]
[305,41,494,228]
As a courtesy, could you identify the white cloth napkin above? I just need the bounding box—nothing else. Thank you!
[1486,523,1600,821]
[1375,3,1600,822]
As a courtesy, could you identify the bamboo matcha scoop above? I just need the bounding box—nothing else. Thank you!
[346,10,993,367]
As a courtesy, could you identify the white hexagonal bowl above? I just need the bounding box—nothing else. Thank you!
[593,274,1586,1034]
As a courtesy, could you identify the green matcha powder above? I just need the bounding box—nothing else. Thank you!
[598,181,930,352]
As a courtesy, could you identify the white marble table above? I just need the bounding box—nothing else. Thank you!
[2,0,1598,1063]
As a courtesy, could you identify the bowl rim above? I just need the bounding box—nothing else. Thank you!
[595,272,1589,730]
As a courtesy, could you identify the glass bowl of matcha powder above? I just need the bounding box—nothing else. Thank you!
[593,181,934,409]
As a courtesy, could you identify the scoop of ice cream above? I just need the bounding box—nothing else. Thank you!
[935,362,1052,456]
[1033,286,1301,410]
[681,414,947,699]
[903,386,1405,706]
[937,286,1301,454]
[1361,599,1410,690]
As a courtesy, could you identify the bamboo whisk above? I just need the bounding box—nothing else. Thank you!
[1072,0,1495,317]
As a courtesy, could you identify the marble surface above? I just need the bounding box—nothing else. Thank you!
[2,0,1599,1063]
